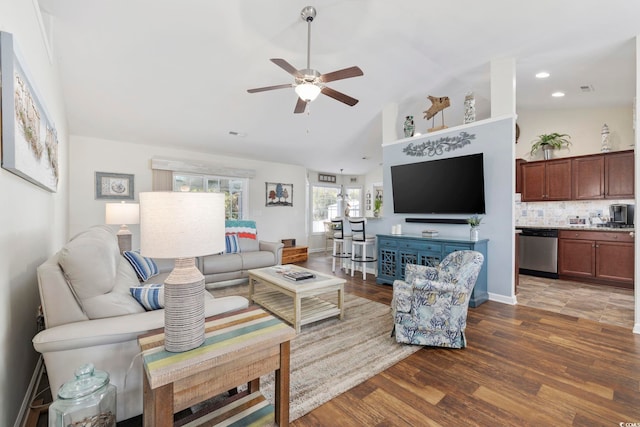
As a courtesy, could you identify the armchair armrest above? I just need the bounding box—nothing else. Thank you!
[259,240,284,264]
[392,279,413,314]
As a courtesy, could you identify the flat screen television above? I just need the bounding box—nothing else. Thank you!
[390,153,486,214]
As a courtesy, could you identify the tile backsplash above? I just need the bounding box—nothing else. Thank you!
[515,199,635,227]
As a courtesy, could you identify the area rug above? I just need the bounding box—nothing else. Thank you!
[210,285,421,421]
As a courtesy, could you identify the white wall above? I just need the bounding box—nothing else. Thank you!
[516,106,634,160]
[371,116,516,303]
[69,136,307,248]
[0,2,69,425]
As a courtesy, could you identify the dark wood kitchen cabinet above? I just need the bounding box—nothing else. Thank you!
[605,151,634,199]
[521,158,572,201]
[558,230,634,288]
[572,155,604,200]
[572,150,634,200]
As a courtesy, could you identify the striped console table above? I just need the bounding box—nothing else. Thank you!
[138,306,296,426]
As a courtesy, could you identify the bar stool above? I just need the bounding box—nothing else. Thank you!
[331,217,352,272]
[348,217,377,279]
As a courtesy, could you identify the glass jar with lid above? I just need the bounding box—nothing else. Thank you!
[48,363,117,427]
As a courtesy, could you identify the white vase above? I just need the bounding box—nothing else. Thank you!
[470,227,479,241]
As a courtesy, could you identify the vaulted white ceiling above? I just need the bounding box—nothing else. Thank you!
[39,0,639,174]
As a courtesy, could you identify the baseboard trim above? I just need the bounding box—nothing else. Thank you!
[489,292,517,305]
[16,355,44,427]
[633,323,640,335]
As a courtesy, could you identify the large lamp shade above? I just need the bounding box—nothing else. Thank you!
[140,192,225,258]
[139,192,226,352]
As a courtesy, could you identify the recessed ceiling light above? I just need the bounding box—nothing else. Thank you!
[535,72,550,79]
[551,91,565,98]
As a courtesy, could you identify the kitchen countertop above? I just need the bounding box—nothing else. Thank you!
[516,225,635,232]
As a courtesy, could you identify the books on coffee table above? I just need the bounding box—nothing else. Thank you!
[283,271,316,281]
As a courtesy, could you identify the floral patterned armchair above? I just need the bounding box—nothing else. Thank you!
[391,250,484,348]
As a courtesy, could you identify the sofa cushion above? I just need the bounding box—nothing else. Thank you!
[225,234,241,254]
[59,226,145,319]
[202,253,243,274]
[241,251,277,270]
[238,237,259,253]
[123,251,159,281]
[130,284,164,310]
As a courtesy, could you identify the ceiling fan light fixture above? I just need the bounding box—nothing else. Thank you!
[295,83,321,102]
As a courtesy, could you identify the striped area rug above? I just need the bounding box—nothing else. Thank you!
[210,286,421,421]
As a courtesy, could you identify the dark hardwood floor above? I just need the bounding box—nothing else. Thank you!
[34,253,640,426]
[295,253,640,426]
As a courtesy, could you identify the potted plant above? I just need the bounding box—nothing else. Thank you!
[467,215,482,241]
[530,133,571,159]
[373,198,382,217]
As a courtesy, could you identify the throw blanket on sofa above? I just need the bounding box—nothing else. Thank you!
[225,220,257,240]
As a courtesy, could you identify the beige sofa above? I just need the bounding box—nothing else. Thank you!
[32,226,249,422]
[201,237,283,288]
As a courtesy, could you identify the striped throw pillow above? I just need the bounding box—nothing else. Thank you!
[123,251,159,281]
[225,234,241,254]
[130,284,164,310]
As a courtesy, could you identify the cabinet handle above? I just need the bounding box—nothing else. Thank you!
[575,233,579,237]
[595,244,599,248]
[630,232,635,238]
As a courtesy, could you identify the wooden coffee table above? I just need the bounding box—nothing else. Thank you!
[248,266,345,333]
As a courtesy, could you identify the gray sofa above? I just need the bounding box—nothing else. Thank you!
[32,226,249,422]
[201,237,283,289]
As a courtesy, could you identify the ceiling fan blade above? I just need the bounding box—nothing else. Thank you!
[321,86,359,106]
[319,66,364,83]
[271,58,303,78]
[294,97,308,114]
[247,83,293,93]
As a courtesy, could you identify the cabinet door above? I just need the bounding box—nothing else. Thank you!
[572,156,604,200]
[545,159,572,200]
[558,239,594,278]
[417,251,441,267]
[515,158,526,194]
[521,162,546,201]
[378,248,397,283]
[595,241,634,284]
[398,250,419,280]
[605,151,634,199]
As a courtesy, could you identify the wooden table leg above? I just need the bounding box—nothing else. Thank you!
[294,295,301,333]
[249,276,255,302]
[275,340,291,427]
[248,378,260,393]
[143,373,173,427]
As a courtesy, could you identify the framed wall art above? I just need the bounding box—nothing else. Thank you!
[0,31,59,192]
[318,173,336,183]
[95,172,135,200]
[265,182,293,207]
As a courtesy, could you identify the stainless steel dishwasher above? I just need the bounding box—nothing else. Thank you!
[518,228,559,279]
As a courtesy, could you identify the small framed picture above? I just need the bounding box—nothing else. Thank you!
[266,182,293,207]
[95,172,135,200]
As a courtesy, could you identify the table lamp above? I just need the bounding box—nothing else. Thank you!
[105,201,140,253]
[139,192,225,352]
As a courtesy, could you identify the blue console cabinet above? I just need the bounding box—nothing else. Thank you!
[376,234,488,307]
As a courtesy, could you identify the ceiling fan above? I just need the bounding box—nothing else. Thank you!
[247,5,364,114]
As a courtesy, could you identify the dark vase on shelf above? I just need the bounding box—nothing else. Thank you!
[403,116,415,137]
